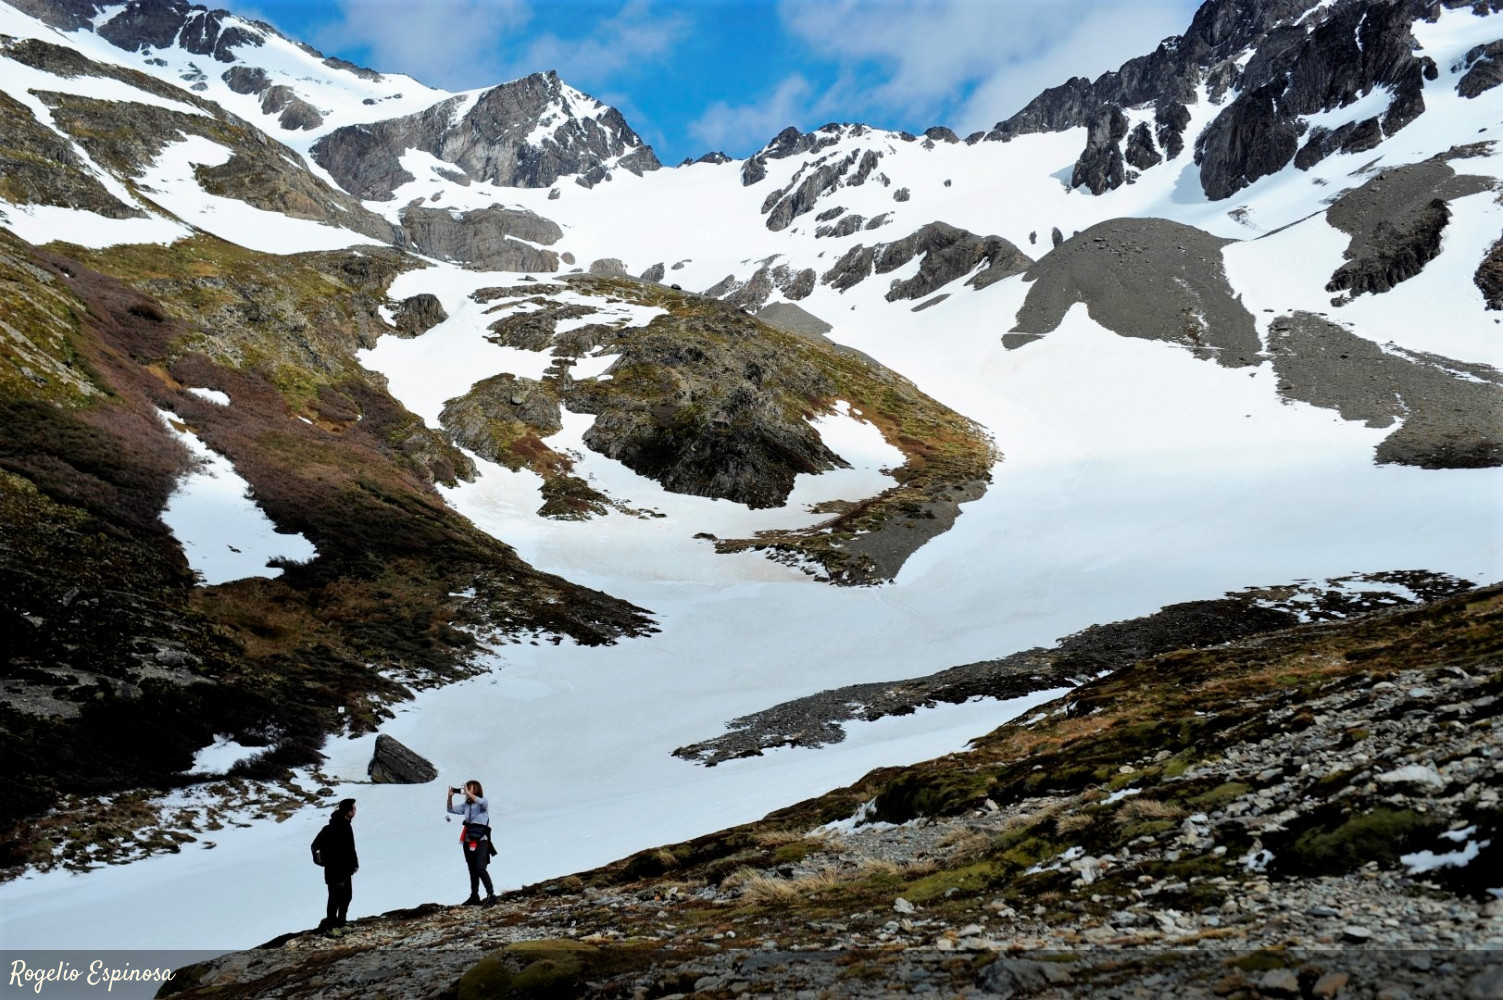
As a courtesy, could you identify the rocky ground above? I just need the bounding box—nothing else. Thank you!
[160,585,1503,998]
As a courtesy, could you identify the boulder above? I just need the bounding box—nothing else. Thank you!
[589,258,628,277]
[368,734,437,784]
[391,293,448,337]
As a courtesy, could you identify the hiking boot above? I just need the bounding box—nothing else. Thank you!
[462,894,482,906]
[326,926,343,938]
[482,895,498,907]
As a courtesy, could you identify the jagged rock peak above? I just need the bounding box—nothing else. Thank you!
[312,70,661,199]
[16,0,270,63]
[998,0,1472,201]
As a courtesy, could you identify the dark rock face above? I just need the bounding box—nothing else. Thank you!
[983,0,1442,201]
[822,223,1032,301]
[1195,1,1436,199]
[1268,312,1503,468]
[259,85,321,130]
[1124,121,1162,171]
[5,0,105,30]
[987,0,1321,142]
[322,55,382,82]
[309,98,464,201]
[1477,237,1503,310]
[815,214,864,239]
[739,124,846,187]
[688,151,730,165]
[1155,101,1191,160]
[761,147,882,232]
[1458,41,1503,98]
[923,126,959,144]
[1009,218,1259,367]
[96,0,264,63]
[1323,158,1495,298]
[399,205,561,272]
[704,260,814,309]
[1071,105,1128,194]
[220,65,269,95]
[390,293,447,337]
[639,262,666,283]
[312,72,660,200]
[367,734,437,784]
[1294,116,1383,170]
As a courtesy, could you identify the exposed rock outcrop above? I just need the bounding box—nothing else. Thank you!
[1477,237,1503,310]
[259,84,322,130]
[739,123,849,187]
[704,260,816,309]
[312,71,661,200]
[439,373,562,466]
[1194,2,1437,198]
[399,205,561,272]
[1071,105,1128,194]
[1323,156,1495,298]
[1009,218,1259,367]
[36,88,398,243]
[986,0,1321,143]
[96,0,265,63]
[0,90,142,218]
[367,734,437,784]
[1457,40,1503,99]
[761,147,882,232]
[822,223,1032,301]
[389,293,447,337]
[220,64,269,95]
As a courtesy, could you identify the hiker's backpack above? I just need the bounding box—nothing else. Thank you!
[311,826,327,866]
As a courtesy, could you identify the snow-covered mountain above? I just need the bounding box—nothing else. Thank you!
[0,0,1499,953]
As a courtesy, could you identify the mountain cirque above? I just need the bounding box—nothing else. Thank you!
[0,0,1501,969]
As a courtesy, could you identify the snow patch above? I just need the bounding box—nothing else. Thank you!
[156,408,317,585]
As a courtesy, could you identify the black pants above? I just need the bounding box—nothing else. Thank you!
[464,842,494,898]
[325,876,352,926]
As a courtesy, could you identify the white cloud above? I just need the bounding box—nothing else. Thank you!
[514,0,688,88]
[313,0,533,91]
[778,0,1196,133]
[954,3,1195,133]
[688,73,817,154]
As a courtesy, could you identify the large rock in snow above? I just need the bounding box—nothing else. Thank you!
[368,734,438,784]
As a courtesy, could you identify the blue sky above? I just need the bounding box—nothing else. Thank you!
[242,0,1200,165]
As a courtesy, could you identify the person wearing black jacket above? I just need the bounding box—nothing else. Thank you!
[310,799,358,935]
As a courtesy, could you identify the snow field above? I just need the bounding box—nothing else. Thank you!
[155,407,317,585]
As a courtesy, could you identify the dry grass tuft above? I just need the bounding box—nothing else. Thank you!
[1053,812,1094,835]
[937,827,994,862]
[1115,798,1186,823]
[751,828,813,847]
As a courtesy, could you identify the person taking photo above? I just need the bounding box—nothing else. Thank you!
[446,780,497,906]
